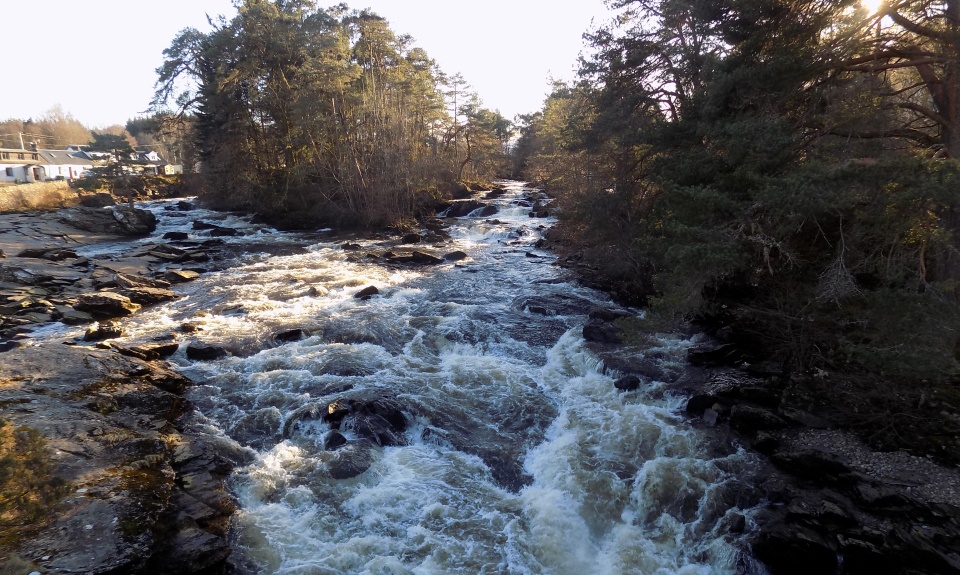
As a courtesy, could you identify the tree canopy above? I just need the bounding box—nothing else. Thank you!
[517,0,960,455]
[152,0,513,227]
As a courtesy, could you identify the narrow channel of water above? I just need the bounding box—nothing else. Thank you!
[42,182,766,574]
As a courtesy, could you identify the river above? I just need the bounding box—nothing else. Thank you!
[37,182,765,574]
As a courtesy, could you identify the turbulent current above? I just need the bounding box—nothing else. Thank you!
[40,182,765,574]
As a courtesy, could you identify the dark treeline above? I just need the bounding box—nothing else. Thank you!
[152,0,512,228]
[516,0,960,457]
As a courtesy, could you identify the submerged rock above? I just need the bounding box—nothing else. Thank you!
[354,286,379,300]
[186,343,228,361]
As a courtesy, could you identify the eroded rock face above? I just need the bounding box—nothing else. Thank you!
[59,206,158,235]
[0,345,244,574]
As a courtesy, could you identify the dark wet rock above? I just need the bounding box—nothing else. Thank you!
[180,323,201,333]
[83,320,124,341]
[192,220,218,230]
[120,286,181,306]
[0,346,234,574]
[752,521,839,575]
[485,187,507,199]
[582,310,627,344]
[231,407,283,450]
[129,342,180,359]
[399,232,422,244]
[209,226,239,237]
[614,375,642,391]
[443,250,468,262]
[163,231,189,241]
[324,431,348,451]
[386,250,444,265]
[149,526,231,574]
[16,247,52,258]
[324,395,408,447]
[73,291,141,319]
[529,209,549,218]
[327,441,376,479]
[274,328,306,343]
[164,269,201,283]
[443,200,486,217]
[58,307,95,325]
[0,340,21,352]
[186,343,228,361]
[59,205,158,235]
[44,248,79,261]
[687,394,722,417]
[687,342,746,367]
[355,285,379,300]
[176,200,195,211]
[341,242,362,251]
[0,249,4,258]
[770,448,853,482]
[729,404,789,434]
[515,294,595,317]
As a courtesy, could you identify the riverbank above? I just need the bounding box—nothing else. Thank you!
[545,230,960,574]
[0,200,261,573]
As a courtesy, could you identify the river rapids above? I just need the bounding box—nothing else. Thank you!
[33,182,767,574]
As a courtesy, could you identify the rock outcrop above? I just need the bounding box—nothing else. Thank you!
[0,345,246,574]
[59,206,158,235]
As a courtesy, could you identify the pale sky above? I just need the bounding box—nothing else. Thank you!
[1,1,612,128]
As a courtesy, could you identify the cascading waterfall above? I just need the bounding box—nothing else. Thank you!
[33,182,766,574]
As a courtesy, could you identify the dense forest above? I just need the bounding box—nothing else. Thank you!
[516,0,960,458]
[151,0,512,227]
[145,0,959,457]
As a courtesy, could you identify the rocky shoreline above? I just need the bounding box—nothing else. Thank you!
[0,199,265,574]
[4,187,957,574]
[571,283,960,573]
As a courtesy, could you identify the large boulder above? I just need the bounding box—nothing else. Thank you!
[73,292,141,319]
[59,206,158,235]
[443,200,486,217]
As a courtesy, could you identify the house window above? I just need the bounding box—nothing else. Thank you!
[1,152,8,159]
[31,153,38,160]
[16,153,24,160]
[5,168,13,177]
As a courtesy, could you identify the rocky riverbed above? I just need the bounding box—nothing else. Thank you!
[2,190,958,574]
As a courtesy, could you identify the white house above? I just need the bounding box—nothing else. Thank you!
[38,149,96,180]
[0,148,43,183]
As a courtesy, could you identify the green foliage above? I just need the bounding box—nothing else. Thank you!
[517,0,960,393]
[0,421,70,546]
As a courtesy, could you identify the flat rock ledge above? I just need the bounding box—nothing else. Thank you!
[0,344,251,574]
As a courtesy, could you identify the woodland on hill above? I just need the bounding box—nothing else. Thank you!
[515,0,960,459]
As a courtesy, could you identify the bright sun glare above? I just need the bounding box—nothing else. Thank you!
[862,0,883,14]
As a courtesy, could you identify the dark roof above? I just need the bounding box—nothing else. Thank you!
[38,150,95,165]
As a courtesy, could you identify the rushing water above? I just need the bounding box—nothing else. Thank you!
[36,183,765,574]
